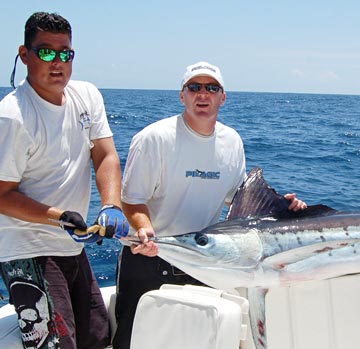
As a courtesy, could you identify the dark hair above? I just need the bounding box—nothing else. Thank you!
[24,12,72,48]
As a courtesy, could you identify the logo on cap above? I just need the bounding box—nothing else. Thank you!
[192,65,216,73]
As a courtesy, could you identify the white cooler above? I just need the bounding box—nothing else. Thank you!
[130,284,249,349]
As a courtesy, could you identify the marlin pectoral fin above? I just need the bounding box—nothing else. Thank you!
[279,242,360,285]
[264,239,360,269]
[227,167,337,221]
[247,287,269,349]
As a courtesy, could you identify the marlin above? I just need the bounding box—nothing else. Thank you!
[124,168,360,349]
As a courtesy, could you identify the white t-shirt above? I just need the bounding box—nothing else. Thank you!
[0,79,113,261]
[121,114,246,236]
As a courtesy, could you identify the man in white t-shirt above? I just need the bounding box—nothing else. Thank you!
[113,61,307,348]
[0,12,128,349]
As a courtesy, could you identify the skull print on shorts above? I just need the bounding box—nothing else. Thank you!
[10,281,50,349]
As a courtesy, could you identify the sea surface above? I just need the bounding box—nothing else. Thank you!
[0,87,359,306]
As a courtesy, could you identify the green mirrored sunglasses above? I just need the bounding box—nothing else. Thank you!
[30,47,75,63]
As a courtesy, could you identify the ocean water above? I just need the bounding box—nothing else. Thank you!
[0,87,359,306]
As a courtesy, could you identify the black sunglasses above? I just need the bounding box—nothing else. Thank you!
[185,83,222,93]
[30,47,75,63]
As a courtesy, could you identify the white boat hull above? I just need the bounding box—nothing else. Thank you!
[2,274,360,349]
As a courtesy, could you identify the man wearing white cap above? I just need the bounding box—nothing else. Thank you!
[113,61,307,349]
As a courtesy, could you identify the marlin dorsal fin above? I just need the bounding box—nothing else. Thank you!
[227,167,337,220]
[227,168,289,220]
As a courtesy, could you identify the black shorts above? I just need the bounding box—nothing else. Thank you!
[0,249,110,349]
[112,246,206,349]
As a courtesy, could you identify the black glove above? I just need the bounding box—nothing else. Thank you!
[59,211,101,243]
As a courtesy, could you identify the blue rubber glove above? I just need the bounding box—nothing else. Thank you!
[59,211,101,243]
[96,205,129,238]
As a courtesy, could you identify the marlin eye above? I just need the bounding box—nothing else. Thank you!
[195,233,208,246]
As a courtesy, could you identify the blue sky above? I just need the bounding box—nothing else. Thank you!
[1,1,359,94]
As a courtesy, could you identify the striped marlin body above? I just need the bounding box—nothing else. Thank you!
[124,168,360,349]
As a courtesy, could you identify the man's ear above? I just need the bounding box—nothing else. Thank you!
[18,45,29,65]
[179,90,185,105]
[220,92,227,106]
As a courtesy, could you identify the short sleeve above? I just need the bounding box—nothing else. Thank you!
[121,131,162,204]
[0,117,32,182]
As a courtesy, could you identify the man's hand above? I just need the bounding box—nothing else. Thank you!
[130,228,158,257]
[59,211,101,243]
[96,205,129,238]
[284,193,308,212]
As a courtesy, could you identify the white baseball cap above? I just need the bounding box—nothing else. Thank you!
[181,61,224,89]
